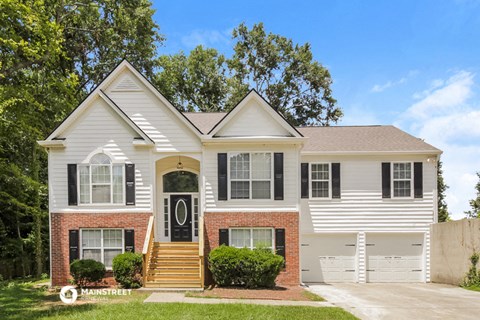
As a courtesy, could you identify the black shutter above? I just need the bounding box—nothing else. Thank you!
[414,162,423,198]
[218,153,228,201]
[69,230,79,263]
[301,163,309,198]
[332,163,341,199]
[382,162,391,198]
[124,229,135,252]
[125,163,135,205]
[67,164,77,206]
[274,153,284,200]
[219,229,229,246]
[275,228,286,266]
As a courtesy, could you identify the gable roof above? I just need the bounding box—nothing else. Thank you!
[298,125,441,154]
[42,60,203,143]
[38,89,154,147]
[183,112,226,134]
[207,89,303,138]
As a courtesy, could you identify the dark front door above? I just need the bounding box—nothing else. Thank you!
[170,195,192,242]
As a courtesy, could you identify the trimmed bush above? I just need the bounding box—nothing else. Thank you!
[208,245,284,288]
[70,259,106,287]
[112,252,143,288]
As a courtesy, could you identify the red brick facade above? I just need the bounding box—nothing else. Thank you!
[203,211,300,285]
[50,212,151,286]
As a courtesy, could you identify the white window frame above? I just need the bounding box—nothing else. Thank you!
[310,162,331,199]
[80,228,124,270]
[78,154,125,205]
[229,228,274,250]
[391,161,413,198]
[228,152,273,200]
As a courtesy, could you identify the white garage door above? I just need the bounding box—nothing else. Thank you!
[366,233,424,283]
[301,234,357,283]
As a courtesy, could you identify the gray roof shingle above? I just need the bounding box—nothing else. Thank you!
[297,125,441,153]
[182,112,441,154]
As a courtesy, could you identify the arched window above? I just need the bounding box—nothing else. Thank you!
[163,171,198,193]
[79,153,124,204]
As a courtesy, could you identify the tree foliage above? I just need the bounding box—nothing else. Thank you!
[465,172,480,218]
[155,46,230,112]
[154,23,341,126]
[0,0,162,278]
[437,160,450,222]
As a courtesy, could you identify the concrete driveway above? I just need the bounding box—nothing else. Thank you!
[307,283,480,320]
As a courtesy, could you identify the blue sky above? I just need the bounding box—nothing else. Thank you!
[152,0,480,219]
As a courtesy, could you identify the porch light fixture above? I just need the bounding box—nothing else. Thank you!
[176,156,183,170]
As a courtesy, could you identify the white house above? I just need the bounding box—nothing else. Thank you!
[38,60,441,287]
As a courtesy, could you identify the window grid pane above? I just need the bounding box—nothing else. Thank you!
[231,229,251,248]
[230,153,250,180]
[82,230,101,248]
[231,181,250,199]
[253,229,273,248]
[311,164,330,198]
[393,163,412,197]
[92,165,111,184]
[252,181,271,199]
[104,249,122,268]
[112,165,123,203]
[252,153,271,179]
[83,249,101,262]
[103,229,122,247]
[164,198,169,237]
[92,185,111,203]
[194,198,199,237]
[79,166,90,204]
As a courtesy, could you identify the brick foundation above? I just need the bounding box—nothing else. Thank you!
[50,212,152,286]
[203,211,299,285]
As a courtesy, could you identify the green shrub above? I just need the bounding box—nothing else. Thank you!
[112,252,143,288]
[463,252,480,287]
[70,259,106,287]
[208,245,284,288]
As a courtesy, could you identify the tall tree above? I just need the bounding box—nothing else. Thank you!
[437,160,450,222]
[465,172,480,218]
[155,46,230,112]
[154,23,342,126]
[228,23,342,126]
[0,0,163,278]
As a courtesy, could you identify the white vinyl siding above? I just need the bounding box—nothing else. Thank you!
[229,152,272,200]
[215,98,291,137]
[106,71,201,152]
[48,98,152,211]
[392,162,412,198]
[230,228,274,249]
[81,229,124,268]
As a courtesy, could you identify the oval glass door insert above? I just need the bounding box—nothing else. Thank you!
[175,199,187,225]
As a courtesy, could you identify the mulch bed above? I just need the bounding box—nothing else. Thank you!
[189,285,316,301]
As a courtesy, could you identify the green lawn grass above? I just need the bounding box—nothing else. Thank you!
[463,285,480,292]
[0,280,357,320]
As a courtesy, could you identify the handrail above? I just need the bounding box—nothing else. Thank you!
[198,215,204,288]
[142,216,154,286]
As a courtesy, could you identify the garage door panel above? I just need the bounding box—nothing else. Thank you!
[366,233,424,283]
[302,234,357,283]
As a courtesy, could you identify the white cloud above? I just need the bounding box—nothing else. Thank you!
[181,29,232,49]
[406,71,474,118]
[396,70,479,220]
[371,71,418,93]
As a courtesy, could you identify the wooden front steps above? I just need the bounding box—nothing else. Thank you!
[144,242,203,288]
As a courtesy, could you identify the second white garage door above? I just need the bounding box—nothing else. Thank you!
[366,233,424,283]
[301,234,357,283]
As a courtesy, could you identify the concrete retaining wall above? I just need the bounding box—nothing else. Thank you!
[431,219,480,285]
